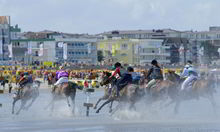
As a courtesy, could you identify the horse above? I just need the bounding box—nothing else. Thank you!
[94,71,116,113]
[45,81,83,114]
[165,70,217,114]
[12,80,42,115]
[95,72,144,114]
[47,72,56,86]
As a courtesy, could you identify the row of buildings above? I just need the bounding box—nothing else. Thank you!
[1,16,220,66]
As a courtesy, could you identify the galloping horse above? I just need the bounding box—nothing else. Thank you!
[95,72,144,114]
[45,81,83,114]
[165,70,217,114]
[12,80,41,115]
[94,71,116,113]
[47,72,56,86]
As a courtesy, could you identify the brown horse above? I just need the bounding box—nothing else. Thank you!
[95,72,144,114]
[47,72,56,86]
[45,81,83,114]
[12,80,42,115]
[165,70,217,114]
[94,72,116,113]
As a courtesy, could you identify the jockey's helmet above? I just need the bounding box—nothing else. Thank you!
[127,67,134,72]
[187,60,192,64]
[114,62,121,68]
[151,59,158,65]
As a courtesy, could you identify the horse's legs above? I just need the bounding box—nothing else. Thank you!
[66,97,71,107]
[162,99,175,109]
[208,94,217,114]
[96,98,114,113]
[109,100,114,113]
[94,95,108,109]
[69,92,76,114]
[110,102,123,116]
[16,100,27,115]
[129,101,136,111]
[12,98,19,114]
[25,90,39,110]
[24,96,37,111]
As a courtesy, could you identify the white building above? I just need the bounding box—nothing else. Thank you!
[134,39,170,65]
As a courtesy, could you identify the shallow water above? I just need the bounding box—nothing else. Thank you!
[0,84,220,132]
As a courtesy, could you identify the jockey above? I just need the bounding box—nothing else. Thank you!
[180,60,193,78]
[115,66,134,97]
[109,62,123,80]
[54,66,69,87]
[146,59,163,90]
[181,61,198,91]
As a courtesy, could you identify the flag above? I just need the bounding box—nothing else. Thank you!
[39,43,44,56]
[63,43,67,60]
[28,42,32,54]
[8,43,13,58]
[58,42,64,48]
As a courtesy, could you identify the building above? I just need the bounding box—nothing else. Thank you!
[135,39,170,65]
[98,38,138,65]
[11,31,98,65]
[97,38,171,65]
[0,16,10,61]
[55,38,98,64]
[100,29,182,39]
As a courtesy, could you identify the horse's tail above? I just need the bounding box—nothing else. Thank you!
[68,81,83,90]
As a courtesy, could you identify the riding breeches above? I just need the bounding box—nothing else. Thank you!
[146,79,156,89]
[181,75,197,91]
[54,77,68,86]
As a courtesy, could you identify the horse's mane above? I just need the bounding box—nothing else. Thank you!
[167,71,180,82]
[104,72,112,77]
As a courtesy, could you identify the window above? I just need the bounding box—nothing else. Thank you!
[121,44,128,50]
[35,51,38,56]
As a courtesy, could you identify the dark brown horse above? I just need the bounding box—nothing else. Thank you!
[45,81,83,114]
[95,72,144,114]
[94,72,116,113]
[12,80,42,115]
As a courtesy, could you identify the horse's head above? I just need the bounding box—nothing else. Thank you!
[166,70,180,83]
[33,80,42,88]
[100,71,113,86]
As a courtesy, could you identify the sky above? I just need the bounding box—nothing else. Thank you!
[0,0,220,34]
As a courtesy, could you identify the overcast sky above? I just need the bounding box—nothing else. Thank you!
[0,0,219,34]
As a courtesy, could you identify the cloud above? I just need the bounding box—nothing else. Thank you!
[0,0,220,34]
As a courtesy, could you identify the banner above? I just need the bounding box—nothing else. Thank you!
[43,61,53,67]
[8,43,13,58]
[39,43,43,56]
[28,42,32,54]
[63,43,67,60]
